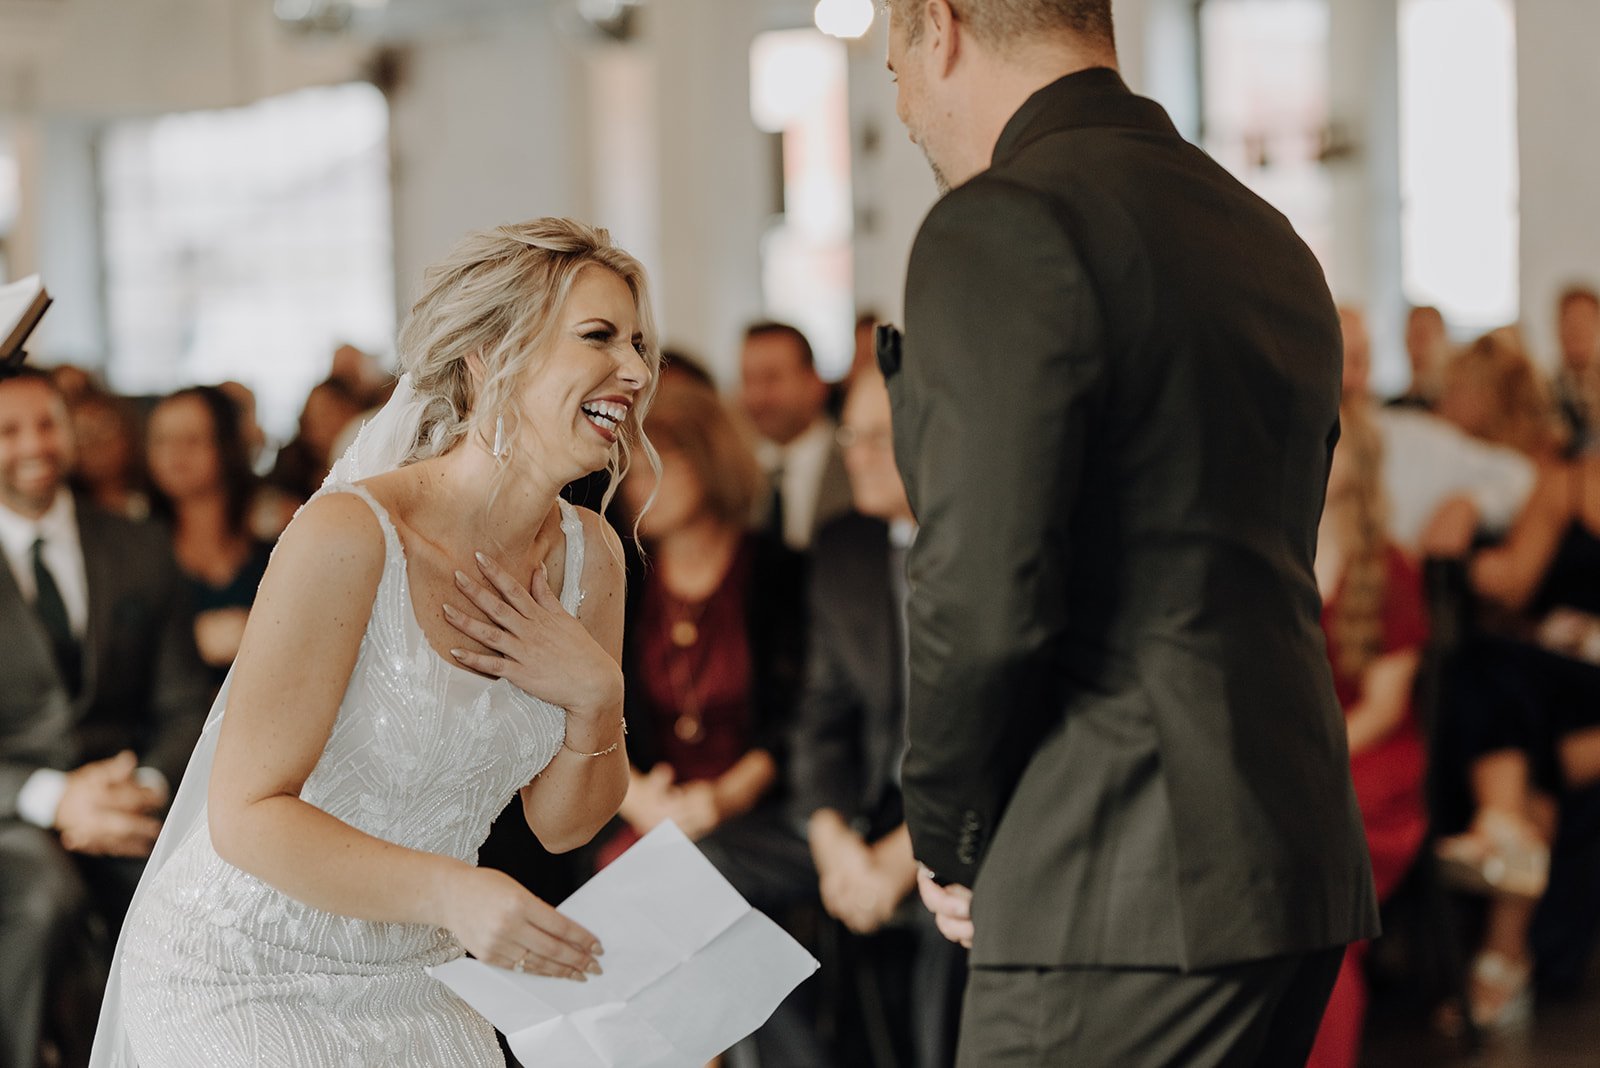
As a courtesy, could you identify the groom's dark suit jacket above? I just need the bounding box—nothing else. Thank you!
[0,502,210,818]
[885,68,1378,971]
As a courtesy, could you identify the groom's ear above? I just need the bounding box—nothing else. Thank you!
[925,0,961,77]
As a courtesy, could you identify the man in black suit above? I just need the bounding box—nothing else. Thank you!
[879,3,1376,1064]
[791,369,963,1067]
[0,369,210,1068]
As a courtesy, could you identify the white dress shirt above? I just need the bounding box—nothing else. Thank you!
[758,417,837,551]
[0,490,92,828]
[0,488,89,636]
[1378,407,1537,552]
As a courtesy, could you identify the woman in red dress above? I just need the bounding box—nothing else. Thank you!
[1308,402,1431,1068]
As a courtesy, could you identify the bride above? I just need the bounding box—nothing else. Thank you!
[91,218,659,1066]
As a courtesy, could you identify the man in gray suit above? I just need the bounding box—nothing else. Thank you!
[0,369,210,1068]
[879,3,1376,1064]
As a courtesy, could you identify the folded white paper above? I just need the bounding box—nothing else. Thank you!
[429,821,819,1067]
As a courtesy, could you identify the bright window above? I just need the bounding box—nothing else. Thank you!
[99,83,395,438]
[1399,0,1517,332]
[750,29,855,379]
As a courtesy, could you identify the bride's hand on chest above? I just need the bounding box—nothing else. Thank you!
[442,550,623,720]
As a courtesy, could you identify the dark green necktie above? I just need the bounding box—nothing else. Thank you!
[31,537,82,697]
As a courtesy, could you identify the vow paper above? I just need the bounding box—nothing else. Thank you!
[429,822,819,1067]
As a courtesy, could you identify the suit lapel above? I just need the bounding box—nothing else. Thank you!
[0,550,58,678]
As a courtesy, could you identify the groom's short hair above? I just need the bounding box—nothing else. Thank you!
[893,0,1115,49]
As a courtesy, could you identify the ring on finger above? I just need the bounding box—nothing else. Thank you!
[514,951,529,973]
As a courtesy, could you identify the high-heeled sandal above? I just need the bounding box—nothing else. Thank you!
[1435,950,1534,1038]
[1471,951,1534,1033]
[1435,811,1549,900]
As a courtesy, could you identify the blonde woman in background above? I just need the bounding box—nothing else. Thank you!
[1436,328,1568,464]
[92,219,658,1067]
[1307,402,1430,1067]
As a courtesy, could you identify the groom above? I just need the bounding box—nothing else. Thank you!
[880,2,1377,1064]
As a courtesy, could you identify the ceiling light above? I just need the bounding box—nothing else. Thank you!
[813,0,874,40]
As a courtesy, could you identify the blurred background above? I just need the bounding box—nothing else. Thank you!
[5,3,1600,1067]
[0,0,1583,411]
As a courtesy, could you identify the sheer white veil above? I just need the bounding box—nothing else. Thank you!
[90,374,432,1066]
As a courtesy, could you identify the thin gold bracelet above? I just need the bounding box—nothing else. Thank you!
[562,718,628,758]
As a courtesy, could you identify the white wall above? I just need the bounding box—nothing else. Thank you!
[636,0,768,383]
[387,13,585,309]
[1516,0,1600,368]
[21,119,104,363]
[845,17,938,330]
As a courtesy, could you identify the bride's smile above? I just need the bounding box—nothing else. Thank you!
[506,264,650,481]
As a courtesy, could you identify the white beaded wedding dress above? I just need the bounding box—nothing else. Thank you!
[91,378,583,1067]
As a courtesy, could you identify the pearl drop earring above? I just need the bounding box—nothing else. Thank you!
[492,415,505,460]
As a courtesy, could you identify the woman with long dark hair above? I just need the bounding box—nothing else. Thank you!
[146,386,273,679]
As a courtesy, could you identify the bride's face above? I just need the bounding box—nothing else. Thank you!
[511,265,652,479]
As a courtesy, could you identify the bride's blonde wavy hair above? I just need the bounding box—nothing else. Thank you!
[396,218,662,520]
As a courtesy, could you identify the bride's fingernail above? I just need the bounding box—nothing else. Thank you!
[475,551,489,566]
[442,604,457,617]
[450,648,466,659]
[586,961,602,976]
[591,942,604,956]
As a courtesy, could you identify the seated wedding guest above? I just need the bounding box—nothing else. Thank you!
[660,346,716,390]
[825,312,881,421]
[146,386,274,685]
[215,380,300,538]
[329,342,393,407]
[1429,446,1600,1021]
[738,321,852,550]
[1436,328,1568,464]
[68,389,149,521]
[49,364,97,406]
[1341,307,1536,554]
[1552,284,1600,452]
[1307,401,1429,1068]
[0,369,210,1068]
[1388,304,1449,411]
[790,368,964,1068]
[216,380,271,473]
[609,375,828,1066]
[266,376,363,504]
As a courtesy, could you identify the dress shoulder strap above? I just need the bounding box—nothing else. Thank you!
[319,481,405,568]
[556,499,586,617]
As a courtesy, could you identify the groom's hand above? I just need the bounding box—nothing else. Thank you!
[917,866,974,948]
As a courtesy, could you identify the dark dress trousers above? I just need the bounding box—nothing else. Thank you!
[0,503,210,1068]
[885,69,1377,1066]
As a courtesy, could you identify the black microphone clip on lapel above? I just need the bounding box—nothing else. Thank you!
[874,323,903,377]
